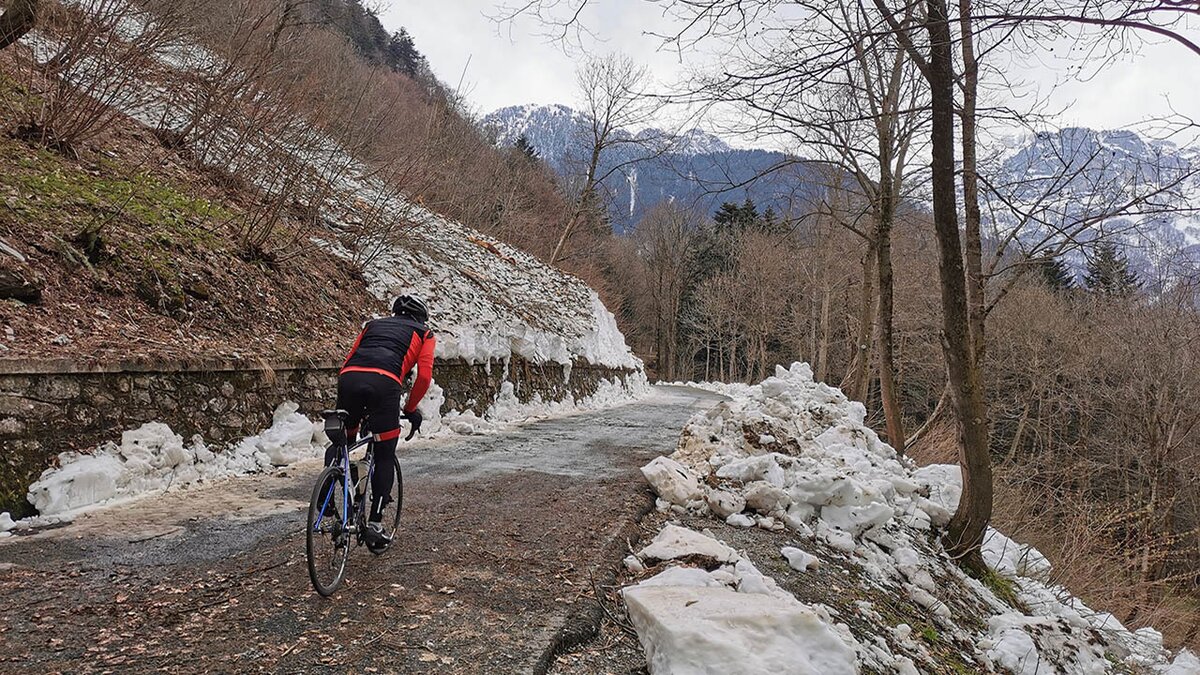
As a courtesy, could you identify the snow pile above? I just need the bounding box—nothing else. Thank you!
[622,525,859,675]
[628,363,1196,674]
[23,403,324,519]
[426,372,651,436]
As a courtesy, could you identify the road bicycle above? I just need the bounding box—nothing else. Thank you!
[306,409,414,596]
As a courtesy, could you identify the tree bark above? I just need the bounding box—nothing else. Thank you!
[0,0,38,50]
[925,0,992,572]
[817,283,831,382]
[845,242,877,401]
[959,0,986,361]
[875,173,905,453]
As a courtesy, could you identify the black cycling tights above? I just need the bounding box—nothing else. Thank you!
[327,371,401,521]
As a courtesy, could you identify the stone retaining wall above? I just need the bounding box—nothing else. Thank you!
[0,356,639,516]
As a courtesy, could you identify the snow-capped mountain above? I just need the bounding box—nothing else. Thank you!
[482,104,807,232]
[984,127,1200,279]
[484,104,732,159]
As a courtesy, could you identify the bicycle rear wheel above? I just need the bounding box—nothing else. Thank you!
[307,465,350,596]
[370,462,403,555]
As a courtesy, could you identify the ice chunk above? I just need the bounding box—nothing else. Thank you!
[1163,649,1200,675]
[982,527,1052,581]
[912,464,962,512]
[781,546,819,572]
[820,502,893,535]
[744,481,791,514]
[637,566,723,589]
[705,488,746,519]
[726,513,755,528]
[623,585,858,675]
[639,524,739,563]
[641,456,704,507]
[0,512,15,533]
[715,454,786,486]
[28,454,125,515]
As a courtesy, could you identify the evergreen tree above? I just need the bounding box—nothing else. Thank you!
[713,198,759,233]
[1084,240,1139,297]
[387,28,426,77]
[515,134,538,161]
[1033,253,1074,292]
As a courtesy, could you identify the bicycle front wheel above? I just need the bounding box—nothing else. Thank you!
[307,465,350,596]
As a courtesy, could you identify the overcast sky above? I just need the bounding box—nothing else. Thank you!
[383,1,1200,146]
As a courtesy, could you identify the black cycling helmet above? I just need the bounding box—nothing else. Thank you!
[392,294,429,323]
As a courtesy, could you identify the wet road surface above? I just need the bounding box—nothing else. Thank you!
[0,385,721,674]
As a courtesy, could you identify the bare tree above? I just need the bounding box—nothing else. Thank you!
[630,202,698,380]
[554,54,665,263]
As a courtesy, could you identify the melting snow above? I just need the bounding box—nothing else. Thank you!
[631,363,1196,674]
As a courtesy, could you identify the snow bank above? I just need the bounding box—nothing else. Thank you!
[630,363,1193,674]
[341,216,643,370]
[10,372,650,528]
[424,371,651,437]
[24,403,324,519]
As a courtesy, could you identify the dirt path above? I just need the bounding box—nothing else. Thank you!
[0,386,722,674]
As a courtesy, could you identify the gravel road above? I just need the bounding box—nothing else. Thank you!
[0,385,722,674]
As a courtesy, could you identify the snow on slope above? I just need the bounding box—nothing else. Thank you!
[630,364,1195,674]
[19,18,642,371]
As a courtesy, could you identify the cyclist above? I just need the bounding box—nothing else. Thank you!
[328,294,435,552]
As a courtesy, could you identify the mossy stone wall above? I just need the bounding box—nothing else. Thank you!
[0,357,638,517]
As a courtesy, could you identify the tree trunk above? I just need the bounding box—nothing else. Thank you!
[925,0,992,573]
[0,0,38,50]
[875,192,905,453]
[959,0,986,361]
[846,242,877,400]
[817,284,831,382]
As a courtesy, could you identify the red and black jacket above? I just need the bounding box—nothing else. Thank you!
[340,316,436,413]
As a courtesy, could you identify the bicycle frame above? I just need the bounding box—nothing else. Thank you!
[315,434,375,536]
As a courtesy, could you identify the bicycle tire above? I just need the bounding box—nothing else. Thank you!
[369,462,403,555]
[307,465,350,596]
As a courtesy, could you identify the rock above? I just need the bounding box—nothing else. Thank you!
[744,480,791,514]
[705,488,746,519]
[0,268,41,304]
[641,456,703,507]
[51,334,72,346]
[0,512,15,532]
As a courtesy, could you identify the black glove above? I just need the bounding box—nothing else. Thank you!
[402,409,423,440]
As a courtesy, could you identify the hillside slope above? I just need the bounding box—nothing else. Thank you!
[0,12,638,372]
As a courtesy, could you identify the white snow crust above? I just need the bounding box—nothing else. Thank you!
[629,363,1194,674]
[625,527,858,675]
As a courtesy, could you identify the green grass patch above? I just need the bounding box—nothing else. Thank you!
[2,137,233,251]
[979,568,1024,610]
